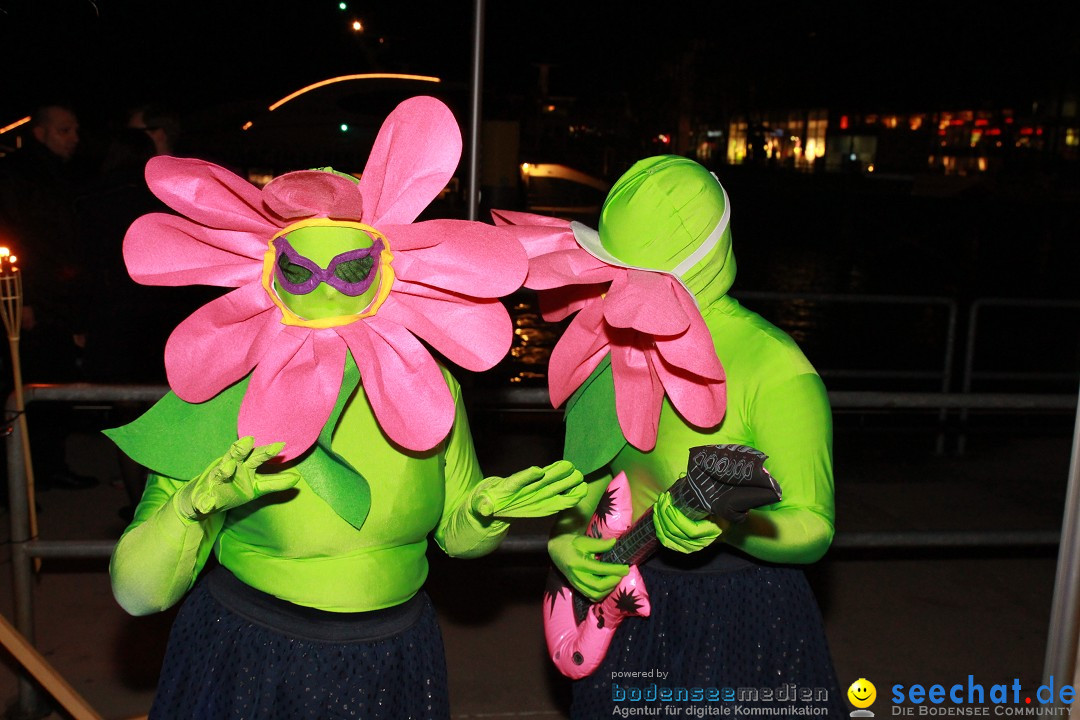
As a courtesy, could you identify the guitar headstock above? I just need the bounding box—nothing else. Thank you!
[682,444,782,523]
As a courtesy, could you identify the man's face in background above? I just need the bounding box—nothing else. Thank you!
[33,106,80,161]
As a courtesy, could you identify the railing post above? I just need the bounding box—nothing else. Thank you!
[5,383,169,717]
[957,299,983,455]
[6,393,46,718]
[936,299,959,455]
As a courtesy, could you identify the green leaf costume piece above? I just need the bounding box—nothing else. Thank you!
[563,356,626,476]
[106,354,372,529]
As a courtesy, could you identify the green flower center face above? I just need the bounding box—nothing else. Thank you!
[273,225,383,320]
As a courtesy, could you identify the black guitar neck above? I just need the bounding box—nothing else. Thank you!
[571,444,781,623]
[599,478,708,566]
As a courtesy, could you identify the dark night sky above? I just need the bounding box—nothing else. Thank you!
[3,1,1079,132]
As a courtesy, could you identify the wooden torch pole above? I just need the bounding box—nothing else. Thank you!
[0,248,40,568]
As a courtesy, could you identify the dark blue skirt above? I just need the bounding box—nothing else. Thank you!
[149,566,449,720]
[570,562,848,719]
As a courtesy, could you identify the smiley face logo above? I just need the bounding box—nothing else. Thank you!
[847,678,877,709]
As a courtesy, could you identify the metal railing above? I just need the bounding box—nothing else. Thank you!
[735,292,1080,456]
[738,291,960,390]
[5,381,1079,715]
[962,298,1080,392]
[5,384,168,719]
[958,298,1080,455]
[475,388,1076,554]
[738,291,961,454]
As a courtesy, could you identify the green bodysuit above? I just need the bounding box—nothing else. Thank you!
[534,155,845,716]
[109,362,507,615]
[564,293,834,565]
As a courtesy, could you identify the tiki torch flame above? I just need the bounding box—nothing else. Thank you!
[0,244,38,563]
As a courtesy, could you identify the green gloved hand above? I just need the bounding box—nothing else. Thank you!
[548,533,630,602]
[471,460,588,519]
[653,491,724,554]
[175,436,300,520]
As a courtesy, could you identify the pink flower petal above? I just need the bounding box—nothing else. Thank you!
[527,248,617,290]
[651,346,727,430]
[357,96,462,226]
[490,210,614,289]
[164,283,284,403]
[262,170,364,221]
[537,284,606,323]
[238,329,346,461]
[491,210,579,259]
[495,205,728,451]
[610,341,665,452]
[491,208,571,229]
[652,292,726,381]
[387,220,526,296]
[377,292,512,371]
[546,302,611,408]
[124,214,267,287]
[603,271,690,336]
[339,317,455,451]
[145,156,281,233]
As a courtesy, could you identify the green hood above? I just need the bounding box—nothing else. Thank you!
[564,156,736,472]
[598,154,736,308]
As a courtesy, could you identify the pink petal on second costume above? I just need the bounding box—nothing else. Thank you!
[341,318,455,451]
[652,292,726,381]
[491,208,572,229]
[378,291,512,371]
[491,210,580,259]
[610,342,665,452]
[652,347,727,430]
[602,272,690,336]
[546,302,612,408]
[527,248,616,290]
[536,283,607,323]
[262,170,364,221]
[145,156,280,233]
[164,283,284,403]
[239,329,347,461]
[357,96,462,227]
[125,214,267,287]
[387,220,527,296]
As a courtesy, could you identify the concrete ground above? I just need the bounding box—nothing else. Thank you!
[0,404,1074,719]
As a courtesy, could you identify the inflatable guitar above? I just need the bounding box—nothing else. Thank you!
[543,444,782,679]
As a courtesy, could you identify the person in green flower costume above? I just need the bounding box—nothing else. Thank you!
[494,155,847,717]
[107,96,585,720]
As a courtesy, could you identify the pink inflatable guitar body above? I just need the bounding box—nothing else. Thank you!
[543,471,651,679]
[542,444,781,679]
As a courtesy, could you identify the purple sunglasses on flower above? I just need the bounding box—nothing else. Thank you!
[274,235,383,296]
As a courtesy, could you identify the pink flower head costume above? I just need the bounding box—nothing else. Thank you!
[107,96,585,720]
[493,156,845,716]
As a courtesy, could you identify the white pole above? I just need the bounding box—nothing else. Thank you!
[1043,383,1080,707]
